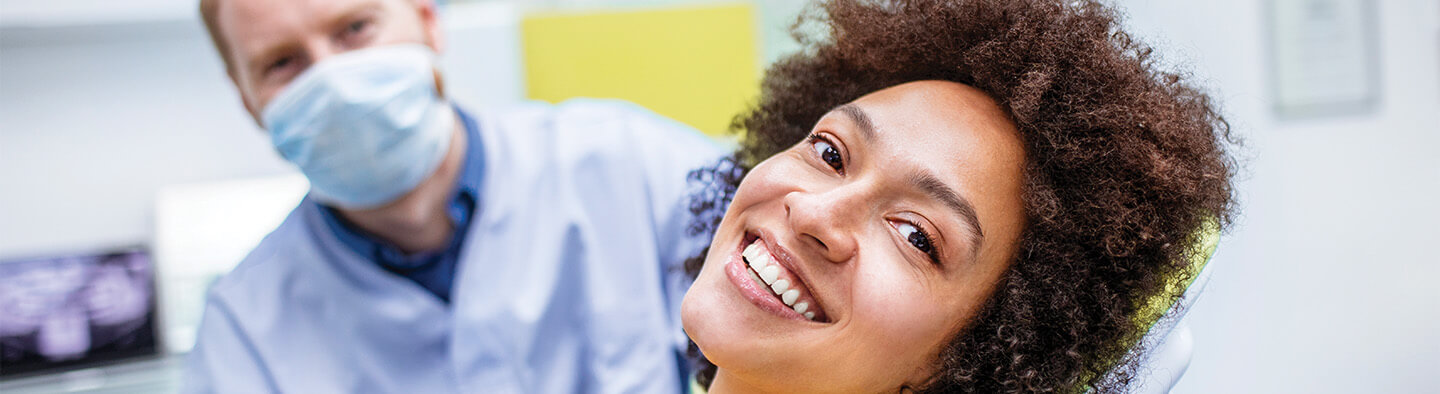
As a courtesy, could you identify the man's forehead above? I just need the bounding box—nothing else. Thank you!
[217,0,304,53]
[218,0,388,55]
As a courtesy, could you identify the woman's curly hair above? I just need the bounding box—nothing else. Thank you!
[683,0,1239,392]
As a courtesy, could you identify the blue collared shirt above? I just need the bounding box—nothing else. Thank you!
[315,106,483,303]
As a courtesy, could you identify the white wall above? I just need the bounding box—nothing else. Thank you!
[0,2,522,259]
[1116,0,1440,392]
[0,20,289,258]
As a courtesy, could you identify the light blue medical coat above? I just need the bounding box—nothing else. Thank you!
[183,99,724,393]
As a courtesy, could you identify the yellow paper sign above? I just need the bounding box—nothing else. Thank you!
[522,4,760,137]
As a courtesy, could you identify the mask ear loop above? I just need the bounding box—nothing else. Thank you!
[432,68,446,99]
[415,43,444,100]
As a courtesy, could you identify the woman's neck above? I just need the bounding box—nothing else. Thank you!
[708,369,770,394]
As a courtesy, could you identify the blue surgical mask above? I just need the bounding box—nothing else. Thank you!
[262,44,454,209]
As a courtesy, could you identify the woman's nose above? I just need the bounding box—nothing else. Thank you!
[783,187,861,263]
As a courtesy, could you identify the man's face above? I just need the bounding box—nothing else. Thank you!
[216,0,442,122]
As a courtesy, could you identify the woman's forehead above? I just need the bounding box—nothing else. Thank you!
[851,81,1016,139]
[837,81,1023,176]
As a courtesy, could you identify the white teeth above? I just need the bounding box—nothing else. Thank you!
[770,279,790,294]
[745,239,820,319]
[755,253,774,268]
[759,265,780,285]
[760,247,775,261]
[746,267,766,288]
[748,248,771,270]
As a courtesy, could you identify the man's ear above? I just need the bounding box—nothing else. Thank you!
[414,0,445,54]
[412,0,445,98]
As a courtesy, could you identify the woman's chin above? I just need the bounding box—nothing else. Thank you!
[682,262,762,377]
[683,266,807,392]
[681,263,747,358]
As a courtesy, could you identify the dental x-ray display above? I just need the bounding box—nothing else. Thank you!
[0,248,159,378]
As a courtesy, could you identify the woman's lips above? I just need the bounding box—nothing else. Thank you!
[723,234,827,322]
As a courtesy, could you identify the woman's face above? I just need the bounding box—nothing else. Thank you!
[681,81,1028,392]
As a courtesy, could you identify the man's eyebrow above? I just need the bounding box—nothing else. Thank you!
[909,170,985,258]
[244,1,383,75]
[834,103,876,141]
[327,1,384,31]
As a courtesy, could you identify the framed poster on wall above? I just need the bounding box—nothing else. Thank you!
[1268,0,1380,118]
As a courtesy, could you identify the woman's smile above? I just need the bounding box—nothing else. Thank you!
[724,231,830,323]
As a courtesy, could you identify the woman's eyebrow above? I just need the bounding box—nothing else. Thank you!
[833,104,876,141]
[835,102,986,258]
[909,170,985,258]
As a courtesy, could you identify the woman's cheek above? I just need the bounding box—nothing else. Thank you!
[851,267,955,356]
[728,162,781,209]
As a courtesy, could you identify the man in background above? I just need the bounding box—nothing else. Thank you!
[184,0,720,391]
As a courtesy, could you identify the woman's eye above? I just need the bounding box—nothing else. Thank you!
[809,135,843,172]
[897,222,939,263]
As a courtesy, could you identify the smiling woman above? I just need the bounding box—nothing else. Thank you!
[678,0,1238,392]
[685,81,1029,392]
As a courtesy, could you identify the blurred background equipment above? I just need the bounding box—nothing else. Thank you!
[0,248,170,391]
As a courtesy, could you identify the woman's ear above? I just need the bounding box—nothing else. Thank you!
[900,364,942,393]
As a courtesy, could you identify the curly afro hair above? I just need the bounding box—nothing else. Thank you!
[683,0,1238,392]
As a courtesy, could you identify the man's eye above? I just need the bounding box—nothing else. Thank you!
[346,19,369,35]
[897,222,939,263]
[265,56,294,75]
[809,134,843,172]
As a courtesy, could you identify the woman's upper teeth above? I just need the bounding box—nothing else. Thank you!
[770,279,790,294]
[742,240,818,321]
[759,264,780,284]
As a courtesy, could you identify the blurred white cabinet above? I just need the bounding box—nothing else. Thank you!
[152,174,309,354]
